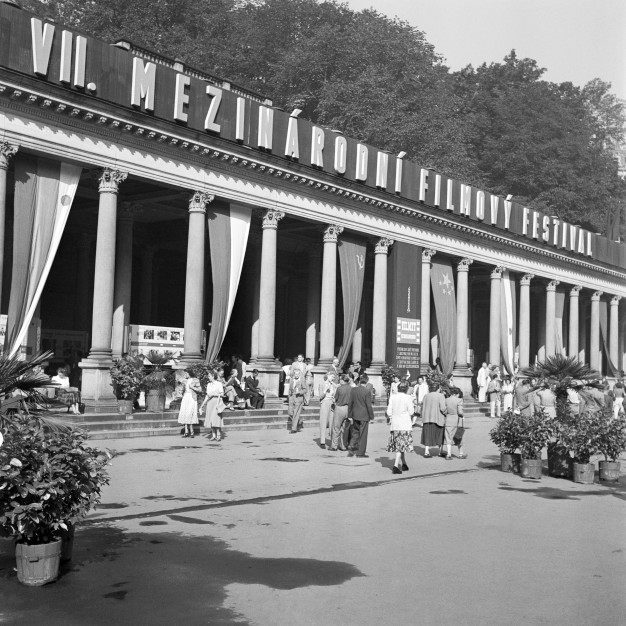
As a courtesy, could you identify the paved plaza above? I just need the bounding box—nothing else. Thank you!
[1,414,625,626]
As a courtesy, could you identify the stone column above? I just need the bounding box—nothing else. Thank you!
[0,142,18,310]
[545,280,560,358]
[251,210,284,398]
[368,237,393,398]
[454,258,473,372]
[256,210,284,362]
[590,291,603,372]
[248,234,262,362]
[578,298,587,365]
[518,274,533,369]
[371,237,393,366]
[111,202,141,359]
[305,246,323,362]
[568,285,582,360]
[139,245,156,325]
[610,296,621,369]
[489,266,505,366]
[80,168,127,409]
[317,224,343,367]
[419,249,436,374]
[181,191,213,363]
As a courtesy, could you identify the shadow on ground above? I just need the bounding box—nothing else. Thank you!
[0,524,364,626]
[497,478,626,501]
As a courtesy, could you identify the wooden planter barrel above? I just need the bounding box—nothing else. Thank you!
[15,540,62,586]
[500,453,521,473]
[521,457,543,479]
[599,461,621,482]
[572,462,595,484]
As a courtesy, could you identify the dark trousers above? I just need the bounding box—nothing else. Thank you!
[349,419,369,455]
[249,393,264,409]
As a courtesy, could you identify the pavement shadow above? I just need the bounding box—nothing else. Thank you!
[0,524,364,625]
[476,454,502,469]
[374,456,395,471]
[498,479,626,502]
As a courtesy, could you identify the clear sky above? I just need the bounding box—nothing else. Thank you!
[342,0,626,101]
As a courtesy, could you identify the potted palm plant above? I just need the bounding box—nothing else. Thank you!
[489,410,523,472]
[596,410,626,482]
[141,350,177,412]
[518,409,554,479]
[523,355,602,477]
[109,352,144,414]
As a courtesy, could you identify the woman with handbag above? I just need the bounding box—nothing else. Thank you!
[386,381,415,474]
[200,370,225,441]
[444,387,467,460]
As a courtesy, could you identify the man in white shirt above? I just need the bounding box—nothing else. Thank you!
[477,362,490,403]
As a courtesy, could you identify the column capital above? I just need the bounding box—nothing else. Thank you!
[546,280,560,292]
[0,142,18,170]
[611,295,622,306]
[323,224,343,243]
[119,201,143,222]
[374,237,394,254]
[490,266,505,279]
[262,209,285,229]
[188,191,214,214]
[591,291,603,302]
[457,258,473,272]
[422,248,436,263]
[97,168,128,194]
[520,273,534,286]
[570,285,582,296]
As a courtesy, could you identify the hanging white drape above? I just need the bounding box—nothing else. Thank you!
[5,156,81,357]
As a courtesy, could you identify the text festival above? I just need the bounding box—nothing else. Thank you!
[29,17,593,257]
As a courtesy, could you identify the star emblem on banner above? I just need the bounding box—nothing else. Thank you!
[439,272,454,296]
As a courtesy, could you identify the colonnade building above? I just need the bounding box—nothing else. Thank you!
[0,3,624,409]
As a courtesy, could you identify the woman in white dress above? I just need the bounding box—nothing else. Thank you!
[51,366,80,415]
[386,382,415,474]
[200,370,225,441]
[177,371,202,438]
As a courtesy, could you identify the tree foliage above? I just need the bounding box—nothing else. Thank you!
[18,0,626,234]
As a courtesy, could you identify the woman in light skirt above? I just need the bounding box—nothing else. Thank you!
[200,370,225,441]
[178,371,202,438]
[386,381,415,474]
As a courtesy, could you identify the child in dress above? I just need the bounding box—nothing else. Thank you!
[177,370,202,438]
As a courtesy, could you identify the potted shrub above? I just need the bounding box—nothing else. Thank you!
[597,410,626,482]
[489,410,523,472]
[559,411,601,484]
[0,415,110,585]
[109,352,144,414]
[523,355,602,477]
[518,409,554,479]
[141,350,177,412]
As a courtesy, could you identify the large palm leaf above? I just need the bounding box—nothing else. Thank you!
[0,350,73,432]
[522,355,602,396]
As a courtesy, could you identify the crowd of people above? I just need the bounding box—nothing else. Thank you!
[472,361,626,420]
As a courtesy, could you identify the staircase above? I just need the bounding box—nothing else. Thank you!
[74,399,389,440]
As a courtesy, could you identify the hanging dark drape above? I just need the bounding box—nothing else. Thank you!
[205,204,250,362]
[5,155,81,357]
[430,257,456,376]
[336,237,367,369]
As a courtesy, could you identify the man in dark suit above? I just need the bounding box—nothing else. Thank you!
[244,369,265,409]
[347,374,374,457]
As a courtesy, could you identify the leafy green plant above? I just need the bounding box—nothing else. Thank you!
[0,415,110,545]
[189,360,224,389]
[109,352,144,400]
[425,368,450,394]
[489,410,523,454]
[518,409,555,460]
[596,411,626,462]
[559,410,602,464]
